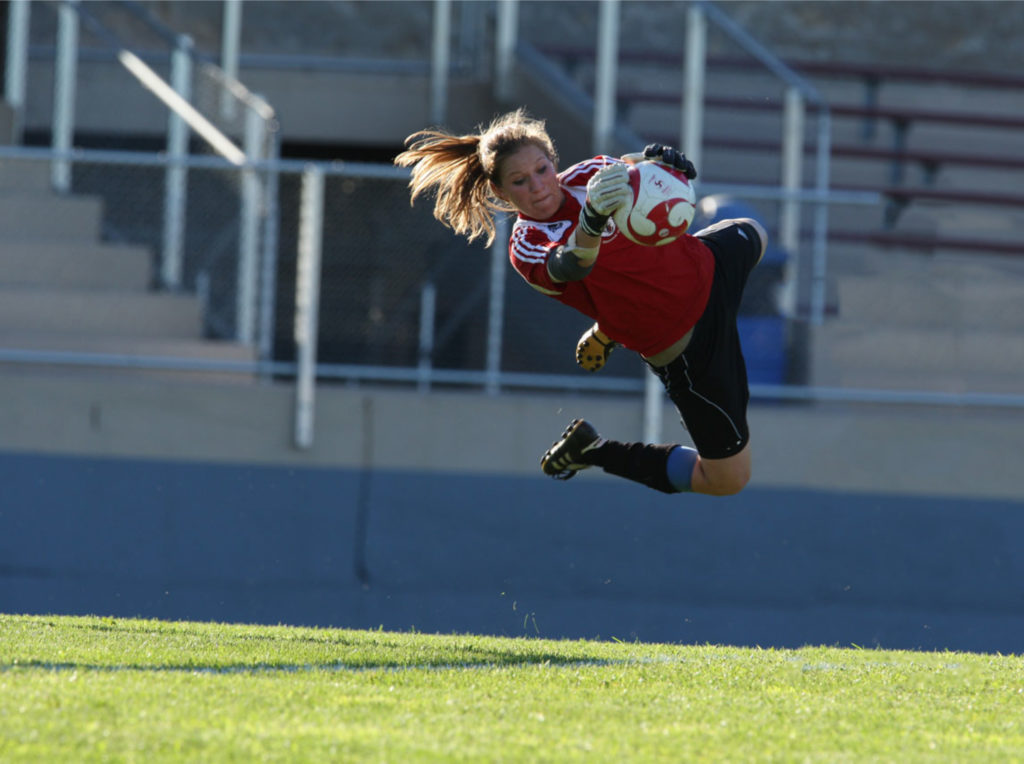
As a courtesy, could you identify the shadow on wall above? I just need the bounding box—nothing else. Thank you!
[2,451,1022,654]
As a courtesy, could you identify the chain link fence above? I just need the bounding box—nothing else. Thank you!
[67,157,241,337]
[277,165,632,385]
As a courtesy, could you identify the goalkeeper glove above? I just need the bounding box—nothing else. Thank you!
[576,324,619,372]
[578,162,631,237]
[622,143,698,180]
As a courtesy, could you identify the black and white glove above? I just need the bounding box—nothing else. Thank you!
[576,324,619,372]
[623,143,698,180]
[578,162,631,237]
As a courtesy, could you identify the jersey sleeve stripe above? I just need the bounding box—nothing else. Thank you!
[511,242,548,264]
[559,156,619,184]
[510,227,553,263]
[512,234,551,257]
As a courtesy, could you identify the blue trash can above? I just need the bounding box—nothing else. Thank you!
[690,196,791,386]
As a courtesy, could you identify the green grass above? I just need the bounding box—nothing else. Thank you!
[1,614,1022,762]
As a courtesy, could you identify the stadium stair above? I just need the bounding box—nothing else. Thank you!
[0,157,256,380]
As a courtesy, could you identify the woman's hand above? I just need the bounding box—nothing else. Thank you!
[578,163,631,236]
[622,143,698,180]
[585,163,631,215]
[576,324,619,372]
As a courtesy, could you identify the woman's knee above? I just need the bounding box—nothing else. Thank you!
[696,447,751,496]
[709,467,750,496]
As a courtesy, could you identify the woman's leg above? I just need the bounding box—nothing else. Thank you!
[689,442,752,496]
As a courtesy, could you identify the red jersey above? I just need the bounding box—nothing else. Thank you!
[508,156,715,358]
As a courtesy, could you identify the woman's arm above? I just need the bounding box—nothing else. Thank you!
[547,163,629,283]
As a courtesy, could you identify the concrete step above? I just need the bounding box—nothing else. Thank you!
[809,366,1023,395]
[0,157,51,192]
[0,101,13,144]
[0,241,151,289]
[810,323,1024,393]
[0,288,203,338]
[0,193,104,241]
[834,273,1024,329]
[935,207,1024,246]
[830,246,1024,279]
[0,333,256,361]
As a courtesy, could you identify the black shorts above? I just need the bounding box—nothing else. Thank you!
[648,220,762,459]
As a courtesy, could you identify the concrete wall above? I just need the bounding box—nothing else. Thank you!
[1,370,1022,653]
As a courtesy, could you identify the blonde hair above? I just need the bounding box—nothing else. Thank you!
[393,109,557,246]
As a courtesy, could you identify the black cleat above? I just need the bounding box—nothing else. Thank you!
[540,419,606,480]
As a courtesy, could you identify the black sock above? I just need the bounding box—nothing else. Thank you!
[585,440,682,494]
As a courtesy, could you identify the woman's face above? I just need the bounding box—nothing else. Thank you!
[493,144,563,220]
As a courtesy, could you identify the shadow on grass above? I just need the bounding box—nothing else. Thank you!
[4,616,650,673]
[1,655,631,674]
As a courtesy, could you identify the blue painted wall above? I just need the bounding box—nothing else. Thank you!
[2,451,1022,654]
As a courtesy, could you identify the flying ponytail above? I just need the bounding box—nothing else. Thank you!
[394,109,557,246]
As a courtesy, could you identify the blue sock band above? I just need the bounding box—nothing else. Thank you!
[665,446,698,493]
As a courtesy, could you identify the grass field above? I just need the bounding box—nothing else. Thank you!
[1,614,1022,762]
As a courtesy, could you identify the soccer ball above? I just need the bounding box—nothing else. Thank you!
[612,161,697,246]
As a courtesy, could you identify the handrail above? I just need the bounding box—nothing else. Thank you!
[71,2,275,123]
[696,1,825,106]
[66,2,244,163]
[1,350,1021,410]
[0,145,409,176]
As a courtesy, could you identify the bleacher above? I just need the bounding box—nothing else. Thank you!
[534,40,1024,393]
[543,45,1024,254]
[3,0,1022,395]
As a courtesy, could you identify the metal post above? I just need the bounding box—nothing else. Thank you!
[220,0,242,121]
[642,372,663,444]
[417,281,437,392]
[681,3,706,169]
[236,103,265,344]
[52,0,79,193]
[780,86,804,256]
[652,2,706,445]
[810,109,832,326]
[485,215,509,395]
[294,165,324,450]
[648,0,701,444]
[4,0,30,143]
[494,0,519,102]
[258,126,281,368]
[592,0,619,155]
[162,36,192,290]
[430,0,452,125]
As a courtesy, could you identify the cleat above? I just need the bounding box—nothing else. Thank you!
[540,418,606,480]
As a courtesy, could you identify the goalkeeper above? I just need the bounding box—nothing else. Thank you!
[395,109,765,497]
